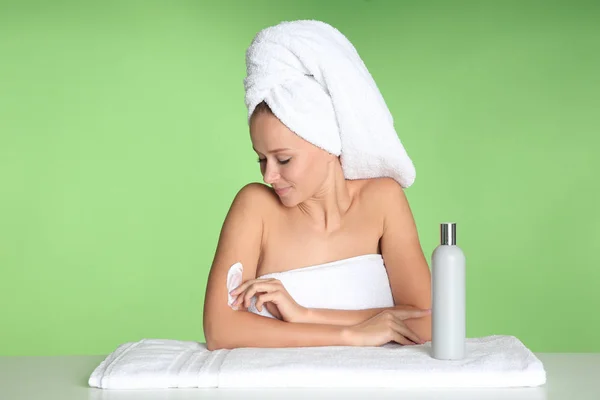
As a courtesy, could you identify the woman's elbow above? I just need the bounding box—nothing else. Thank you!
[204,329,229,351]
[203,317,238,351]
[206,334,242,351]
[206,339,225,351]
[204,323,226,351]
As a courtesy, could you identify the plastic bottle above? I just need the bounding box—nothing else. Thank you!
[431,222,466,360]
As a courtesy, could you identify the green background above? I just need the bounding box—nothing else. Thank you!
[1,0,598,356]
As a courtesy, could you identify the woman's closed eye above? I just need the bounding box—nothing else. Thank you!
[257,157,291,165]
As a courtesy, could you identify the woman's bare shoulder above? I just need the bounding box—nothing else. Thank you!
[233,182,283,213]
[354,177,405,204]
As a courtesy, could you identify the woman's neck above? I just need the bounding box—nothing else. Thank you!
[297,162,352,233]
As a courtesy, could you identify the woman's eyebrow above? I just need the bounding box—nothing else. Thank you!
[252,147,292,154]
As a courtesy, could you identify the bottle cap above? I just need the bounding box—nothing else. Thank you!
[440,222,456,245]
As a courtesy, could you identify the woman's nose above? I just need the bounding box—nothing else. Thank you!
[263,164,279,184]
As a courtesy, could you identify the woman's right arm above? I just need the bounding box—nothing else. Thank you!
[202,183,349,350]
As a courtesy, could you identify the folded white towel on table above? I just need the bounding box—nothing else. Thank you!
[88,335,546,389]
[227,254,395,319]
[244,20,416,188]
[88,339,226,390]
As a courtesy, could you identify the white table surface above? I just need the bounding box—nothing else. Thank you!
[0,353,598,400]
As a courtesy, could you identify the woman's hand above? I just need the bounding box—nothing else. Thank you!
[343,308,431,347]
[229,278,308,323]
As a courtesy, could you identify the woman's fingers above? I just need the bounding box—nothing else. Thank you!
[391,320,422,345]
[265,302,283,319]
[255,292,277,312]
[392,332,415,346]
[230,278,279,296]
[229,281,251,296]
[236,281,281,308]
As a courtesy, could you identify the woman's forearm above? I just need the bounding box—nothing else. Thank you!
[205,310,353,350]
[299,305,432,342]
[299,307,388,326]
[405,315,432,343]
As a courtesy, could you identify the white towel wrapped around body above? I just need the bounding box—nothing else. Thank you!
[88,255,546,389]
[227,254,394,318]
[244,20,416,188]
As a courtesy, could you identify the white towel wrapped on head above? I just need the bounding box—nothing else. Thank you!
[244,19,416,188]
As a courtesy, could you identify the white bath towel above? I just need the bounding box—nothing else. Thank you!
[88,335,546,389]
[227,254,394,319]
[244,20,416,188]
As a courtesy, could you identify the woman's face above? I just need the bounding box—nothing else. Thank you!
[250,111,335,207]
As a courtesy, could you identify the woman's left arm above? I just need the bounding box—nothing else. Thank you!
[232,179,432,338]
[377,178,432,341]
[246,178,431,341]
[301,179,432,337]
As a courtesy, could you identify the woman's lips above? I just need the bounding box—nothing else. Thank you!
[274,187,291,196]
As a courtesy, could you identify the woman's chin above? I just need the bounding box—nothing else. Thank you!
[278,194,298,207]
[279,198,296,207]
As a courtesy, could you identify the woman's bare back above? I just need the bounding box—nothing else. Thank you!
[255,178,388,277]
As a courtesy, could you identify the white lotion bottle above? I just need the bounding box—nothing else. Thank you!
[431,222,466,360]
